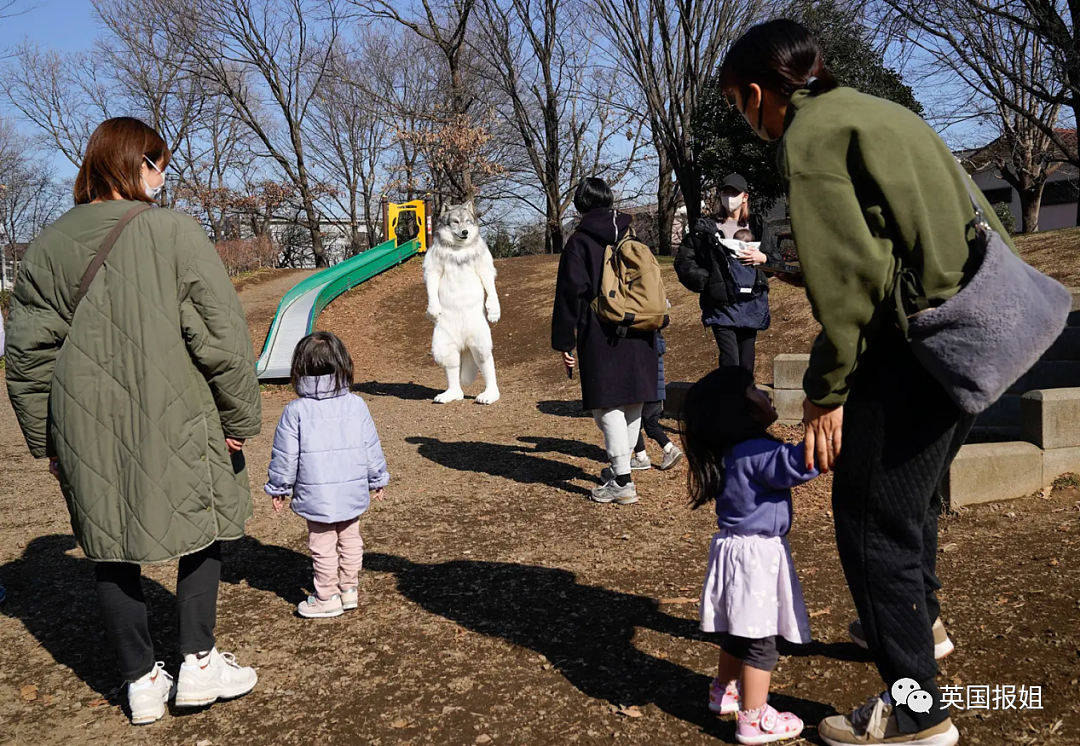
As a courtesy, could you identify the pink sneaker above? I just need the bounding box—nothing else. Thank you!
[709,677,741,715]
[736,703,804,745]
[297,594,343,618]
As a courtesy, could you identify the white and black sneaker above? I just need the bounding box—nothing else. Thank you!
[175,648,257,707]
[127,661,174,726]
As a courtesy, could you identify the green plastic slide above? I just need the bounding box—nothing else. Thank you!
[256,238,421,379]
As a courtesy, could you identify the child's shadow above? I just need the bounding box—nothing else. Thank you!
[365,553,834,739]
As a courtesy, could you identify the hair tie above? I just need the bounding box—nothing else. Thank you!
[805,76,818,88]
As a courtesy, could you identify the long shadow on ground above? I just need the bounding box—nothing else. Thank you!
[221,536,312,605]
[536,400,593,418]
[353,381,442,401]
[0,535,179,701]
[406,436,605,496]
[366,553,835,740]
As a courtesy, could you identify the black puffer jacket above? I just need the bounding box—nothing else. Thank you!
[674,213,780,309]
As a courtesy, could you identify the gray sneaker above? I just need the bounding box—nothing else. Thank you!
[630,454,652,470]
[590,479,639,505]
[657,446,683,471]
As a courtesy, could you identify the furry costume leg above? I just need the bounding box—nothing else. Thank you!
[432,322,465,404]
[469,321,499,405]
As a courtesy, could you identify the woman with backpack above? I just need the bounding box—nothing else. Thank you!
[674,174,781,374]
[552,177,660,506]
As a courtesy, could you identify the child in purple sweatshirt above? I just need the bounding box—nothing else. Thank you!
[682,366,819,745]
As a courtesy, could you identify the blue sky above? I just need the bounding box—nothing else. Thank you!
[0,0,1001,185]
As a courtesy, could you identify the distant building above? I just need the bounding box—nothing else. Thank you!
[958,130,1078,232]
[1,243,28,292]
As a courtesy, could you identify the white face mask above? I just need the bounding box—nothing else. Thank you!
[143,156,165,200]
[722,193,745,213]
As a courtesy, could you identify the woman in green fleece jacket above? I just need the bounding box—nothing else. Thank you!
[717,20,1013,746]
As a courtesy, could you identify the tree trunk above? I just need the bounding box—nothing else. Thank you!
[1018,182,1045,233]
[656,150,675,256]
[677,162,702,231]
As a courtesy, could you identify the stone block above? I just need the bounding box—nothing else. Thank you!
[773,354,810,390]
[772,388,804,423]
[944,442,1043,508]
[1020,388,1080,449]
[1042,447,1080,491]
[663,382,693,419]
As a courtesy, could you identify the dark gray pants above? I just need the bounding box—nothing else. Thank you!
[634,401,670,452]
[720,633,779,672]
[712,326,757,373]
[833,335,974,733]
[95,542,221,681]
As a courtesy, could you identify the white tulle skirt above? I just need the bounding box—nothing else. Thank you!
[699,530,812,644]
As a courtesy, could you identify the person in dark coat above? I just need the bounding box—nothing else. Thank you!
[552,177,659,506]
[628,333,683,472]
[674,173,782,374]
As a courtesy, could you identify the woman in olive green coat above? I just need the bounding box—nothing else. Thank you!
[6,118,262,725]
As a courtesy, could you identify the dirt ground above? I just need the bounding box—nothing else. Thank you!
[0,255,1078,746]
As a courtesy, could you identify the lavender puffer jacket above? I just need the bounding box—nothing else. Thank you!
[265,375,390,523]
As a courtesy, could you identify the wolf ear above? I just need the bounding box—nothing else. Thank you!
[465,201,477,219]
[439,202,452,218]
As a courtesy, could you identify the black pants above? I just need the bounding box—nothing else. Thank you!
[720,633,779,672]
[95,542,221,681]
[832,335,974,733]
[713,327,757,373]
[634,401,670,452]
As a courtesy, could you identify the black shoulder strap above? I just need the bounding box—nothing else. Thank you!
[72,204,152,314]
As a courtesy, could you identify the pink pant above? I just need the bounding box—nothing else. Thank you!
[307,518,364,601]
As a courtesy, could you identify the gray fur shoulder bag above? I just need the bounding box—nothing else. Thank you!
[892,161,1072,415]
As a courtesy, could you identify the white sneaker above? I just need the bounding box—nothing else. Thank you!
[175,648,257,707]
[128,662,174,725]
[341,588,358,611]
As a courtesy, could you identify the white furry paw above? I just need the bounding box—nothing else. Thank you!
[475,389,500,405]
[426,305,442,322]
[434,389,465,404]
[486,305,501,324]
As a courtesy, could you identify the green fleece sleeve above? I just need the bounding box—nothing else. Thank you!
[787,171,896,407]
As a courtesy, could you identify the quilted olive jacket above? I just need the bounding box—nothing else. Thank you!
[5,200,261,563]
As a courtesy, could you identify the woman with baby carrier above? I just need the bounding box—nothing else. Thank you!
[674,173,782,374]
[719,19,1070,746]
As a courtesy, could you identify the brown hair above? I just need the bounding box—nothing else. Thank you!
[74,117,171,205]
[290,331,355,394]
[719,20,839,105]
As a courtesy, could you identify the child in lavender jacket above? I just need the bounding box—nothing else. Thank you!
[265,332,389,619]
[682,366,819,745]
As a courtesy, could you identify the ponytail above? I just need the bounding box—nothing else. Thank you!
[719,20,839,103]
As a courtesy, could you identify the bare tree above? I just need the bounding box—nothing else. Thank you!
[310,48,391,253]
[592,0,765,233]
[0,44,112,165]
[882,0,1068,232]
[0,121,66,289]
[156,0,343,266]
[354,0,481,201]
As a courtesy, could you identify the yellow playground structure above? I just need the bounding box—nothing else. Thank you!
[382,197,432,253]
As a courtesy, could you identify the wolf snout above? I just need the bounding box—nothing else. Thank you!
[458,230,470,240]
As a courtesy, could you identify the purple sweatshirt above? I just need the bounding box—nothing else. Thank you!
[716,439,819,537]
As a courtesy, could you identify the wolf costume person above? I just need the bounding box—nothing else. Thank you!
[423,202,501,404]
